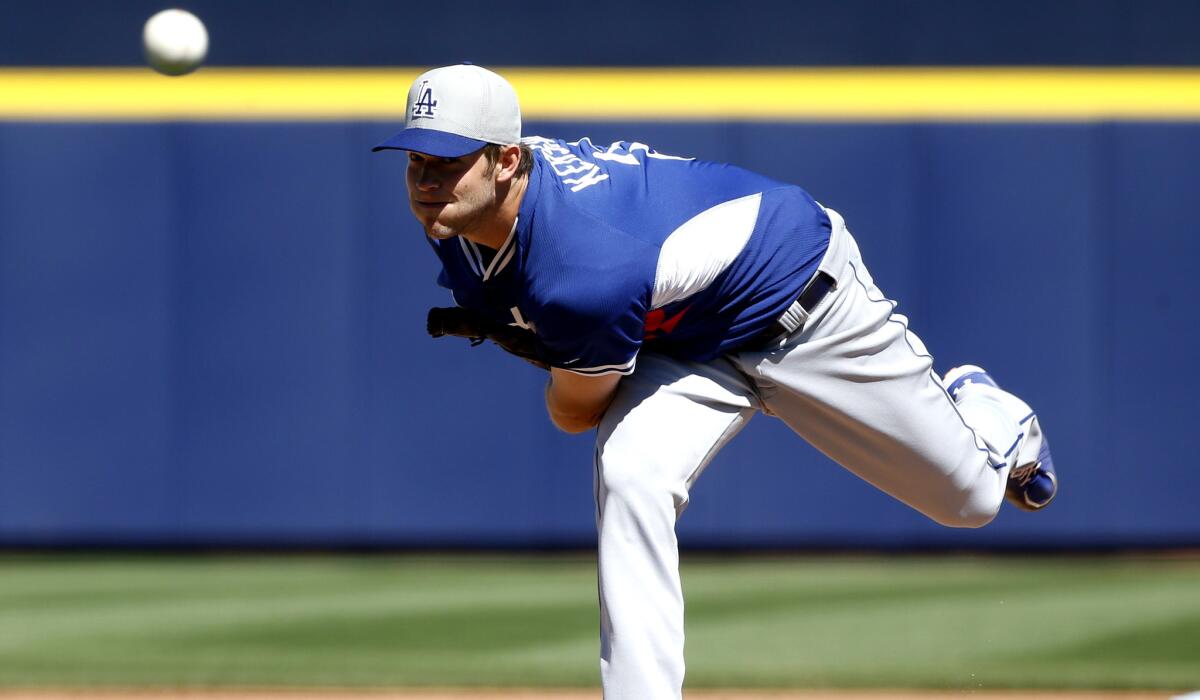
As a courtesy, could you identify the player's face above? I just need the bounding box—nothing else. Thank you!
[406,148,498,240]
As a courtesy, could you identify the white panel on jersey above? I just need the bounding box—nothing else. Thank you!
[650,193,762,309]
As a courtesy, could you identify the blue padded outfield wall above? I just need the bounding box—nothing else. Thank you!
[1,120,1198,548]
[2,0,1199,548]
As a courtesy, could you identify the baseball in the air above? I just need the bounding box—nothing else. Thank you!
[142,9,208,76]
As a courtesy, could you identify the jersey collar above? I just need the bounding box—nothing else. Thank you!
[458,217,519,282]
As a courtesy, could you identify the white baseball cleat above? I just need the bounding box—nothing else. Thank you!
[943,365,1058,511]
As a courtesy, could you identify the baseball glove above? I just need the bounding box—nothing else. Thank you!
[426,306,550,370]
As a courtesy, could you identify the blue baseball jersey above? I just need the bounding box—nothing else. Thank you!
[430,137,831,375]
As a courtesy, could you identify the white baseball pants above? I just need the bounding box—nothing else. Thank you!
[592,210,1040,699]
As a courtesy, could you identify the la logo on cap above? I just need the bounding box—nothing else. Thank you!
[412,80,438,119]
[372,64,521,158]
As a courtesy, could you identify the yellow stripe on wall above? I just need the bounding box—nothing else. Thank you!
[3,67,1200,121]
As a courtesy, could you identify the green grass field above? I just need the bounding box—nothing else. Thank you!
[0,553,1197,691]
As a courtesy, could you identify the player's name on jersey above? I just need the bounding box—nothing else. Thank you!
[527,137,694,193]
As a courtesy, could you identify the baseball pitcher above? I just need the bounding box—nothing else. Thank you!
[374,64,1057,699]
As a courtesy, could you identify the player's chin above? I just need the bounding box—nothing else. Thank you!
[410,210,454,239]
[423,222,459,241]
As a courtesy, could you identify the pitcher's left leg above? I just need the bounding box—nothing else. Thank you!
[741,232,1032,527]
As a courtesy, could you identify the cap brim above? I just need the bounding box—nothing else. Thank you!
[371,128,489,157]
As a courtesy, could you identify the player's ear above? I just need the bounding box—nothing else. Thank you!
[494,144,522,183]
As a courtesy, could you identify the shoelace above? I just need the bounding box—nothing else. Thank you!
[1009,461,1040,487]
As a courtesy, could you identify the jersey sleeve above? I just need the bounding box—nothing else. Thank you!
[536,298,647,376]
[519,174,660,375]
[528,230,653,376]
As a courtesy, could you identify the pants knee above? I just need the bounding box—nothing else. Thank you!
[596,442,688,519]
[600,458,673,505]
[926,493,1000,529]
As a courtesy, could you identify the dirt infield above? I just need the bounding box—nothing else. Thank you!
[0,690,1184,700]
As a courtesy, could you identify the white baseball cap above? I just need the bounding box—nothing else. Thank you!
[372,64,521,158]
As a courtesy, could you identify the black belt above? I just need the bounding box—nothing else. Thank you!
[745,270,837,349]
